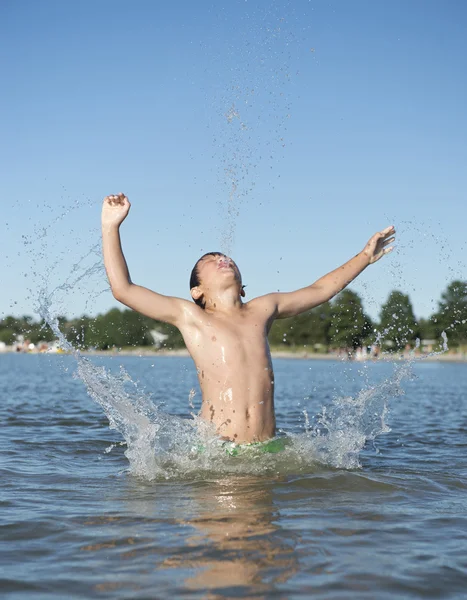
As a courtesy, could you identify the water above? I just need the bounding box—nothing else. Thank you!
[207,5,299,254]
[2,353,467,599]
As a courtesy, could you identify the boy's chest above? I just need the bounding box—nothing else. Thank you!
[206,314,267,346]
[186,312,270,360]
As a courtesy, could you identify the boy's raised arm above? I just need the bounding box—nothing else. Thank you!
[269,226,396,319]
[101,194,189,326]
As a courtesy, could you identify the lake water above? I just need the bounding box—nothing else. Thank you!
[2,353,467,599]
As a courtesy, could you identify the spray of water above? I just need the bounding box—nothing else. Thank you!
[298,360,410,469]
[34,268,426,480]
[204,5,303,254]
[18,158,458,483]
[29,220,456,480]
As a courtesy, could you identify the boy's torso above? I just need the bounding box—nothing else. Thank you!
[180,297,277,443]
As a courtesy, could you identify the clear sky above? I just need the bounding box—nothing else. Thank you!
[1,0,466,322]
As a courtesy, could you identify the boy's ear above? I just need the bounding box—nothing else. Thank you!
[191,287,203,301]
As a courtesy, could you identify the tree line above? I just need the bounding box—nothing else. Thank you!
[1,280,466,352]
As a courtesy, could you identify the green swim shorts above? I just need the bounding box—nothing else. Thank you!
[193,437,290,457]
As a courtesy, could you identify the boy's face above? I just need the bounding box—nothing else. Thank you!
[195,253,243,295]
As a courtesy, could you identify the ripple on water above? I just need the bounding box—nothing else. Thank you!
[3,353,467,598]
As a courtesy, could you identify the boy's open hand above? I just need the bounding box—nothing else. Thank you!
[102,193,131,228]
[362,225,396,264]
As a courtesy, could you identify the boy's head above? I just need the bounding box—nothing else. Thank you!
[190,252,245,308]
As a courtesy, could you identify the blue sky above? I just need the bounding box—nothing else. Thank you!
[1,0,466,322]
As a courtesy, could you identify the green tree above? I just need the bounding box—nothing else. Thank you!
[269,317,290,347]
[148,319,185,349]
[379,290,419,351]
[418,316,438,342]
[0,315,58,344]
[79,308,150,350]
[70,308,185,351]
[0,329,16,345]
[64,315,92,349]
[268,303,332,350]
[328,290,373,351]
[27,320,56,344]
[433,280,467,347]
[0,316,20,331]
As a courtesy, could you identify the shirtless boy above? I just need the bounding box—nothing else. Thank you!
[102,193,395,445]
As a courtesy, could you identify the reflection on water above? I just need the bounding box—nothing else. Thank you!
[164,476,299,595]
[78,476,299,598]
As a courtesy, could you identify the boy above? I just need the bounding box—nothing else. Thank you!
[102,193,395,445]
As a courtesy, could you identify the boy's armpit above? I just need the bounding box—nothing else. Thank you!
[248,294,281,322]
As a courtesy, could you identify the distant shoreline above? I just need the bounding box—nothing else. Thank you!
[2,347,467,363]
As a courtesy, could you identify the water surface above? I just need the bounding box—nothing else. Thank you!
[2,354,467,599]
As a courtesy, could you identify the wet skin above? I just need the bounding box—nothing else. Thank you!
[183,254,278,443]
[187,305,276,442]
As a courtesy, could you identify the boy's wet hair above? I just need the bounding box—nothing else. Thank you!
[190,252,223,308]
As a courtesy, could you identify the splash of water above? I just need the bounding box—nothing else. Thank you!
[37,279,419,479]
[24,201,454,481]
[38,288,205,478]
[298,360,410,469]
[28,208,455,481]
[19,190,408,480]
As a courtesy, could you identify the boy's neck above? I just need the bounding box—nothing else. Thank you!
[204,289,243,314]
